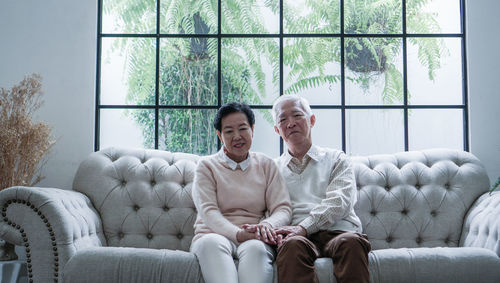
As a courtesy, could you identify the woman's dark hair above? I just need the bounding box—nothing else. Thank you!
[213,102,255,131]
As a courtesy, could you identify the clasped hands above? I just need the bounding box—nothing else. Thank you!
[237,224,307,248]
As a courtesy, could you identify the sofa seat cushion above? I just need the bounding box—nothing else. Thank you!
[62,247,203,283]
[368,247,500,283]
[313,247,500,283]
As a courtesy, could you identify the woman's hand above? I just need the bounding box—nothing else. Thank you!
[236,229,256,243]
[241,223,277,245]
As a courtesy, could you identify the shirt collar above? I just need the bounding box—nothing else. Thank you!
[217,147,251,171]
[283,144,322,165]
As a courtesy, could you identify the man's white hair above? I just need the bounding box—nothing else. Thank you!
[271,94,313,125]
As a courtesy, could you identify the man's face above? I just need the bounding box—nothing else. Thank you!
[274,100,315,146]
[217,112,254,163]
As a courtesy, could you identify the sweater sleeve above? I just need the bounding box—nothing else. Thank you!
[298,152,357,235]
[192,158,241,243]
[260,158,292,228]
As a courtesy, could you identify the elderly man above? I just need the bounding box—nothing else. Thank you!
[271,95,371,283]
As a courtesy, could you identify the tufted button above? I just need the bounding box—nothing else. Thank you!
[401,209,408,215]
[386,236,392,243]
[370,210,377,216]
[118,232,124,238]
[177,233,183,239]
[430,210,437,217]
[163,206,169,212]
[415,184,421,189]
[151,180,156,186]
[121,180,127,186]
[444,183,450,190]
[133,205,140,211]
[416,237,422,244]
[385,185,390,191]
[147,233,153,239]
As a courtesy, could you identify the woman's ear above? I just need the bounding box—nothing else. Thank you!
[216,130,223,144]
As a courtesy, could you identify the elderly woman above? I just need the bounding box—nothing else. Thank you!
[190,102,292,283]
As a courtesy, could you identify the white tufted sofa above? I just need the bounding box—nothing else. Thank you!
[0,147,499,283]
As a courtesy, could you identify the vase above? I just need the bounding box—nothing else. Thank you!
[0,238,18,261]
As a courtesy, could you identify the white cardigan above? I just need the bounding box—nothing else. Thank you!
[275,145,362,235]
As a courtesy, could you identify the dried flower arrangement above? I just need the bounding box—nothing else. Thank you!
[0,74,55,190]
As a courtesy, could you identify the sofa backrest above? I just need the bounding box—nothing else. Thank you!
[73,147,489,252]
[352,148,489,250]
[73,147,199,251]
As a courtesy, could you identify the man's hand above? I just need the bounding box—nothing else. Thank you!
[241,223,277,245]
[274,225,307,248]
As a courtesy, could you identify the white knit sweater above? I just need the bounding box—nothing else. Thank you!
[275,145,362,235]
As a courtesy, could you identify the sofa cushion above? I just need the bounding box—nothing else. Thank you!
[352,149,490,250]
[367,247,500,283]
[62,247,203,283]
[73,147,200,251]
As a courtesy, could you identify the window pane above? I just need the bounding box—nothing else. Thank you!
[101,38,156,105]
[158,109,217,155]
[345,38,403,105]
[346,109,404,155]
[344,0,402,34]
[407,38,462,105]
[407,0,461,34]
[161,1,217,34]
[284,0,340,34]
[100,109,154,149]
[408,109,463,150]
[159,38,217,105]
[221,38,279,105]
[284,38,341,105]
[222,0,278,34]
[252,109,280,158]
[102,0,156,34]
[312,109,342,150]
[282,109,342,154]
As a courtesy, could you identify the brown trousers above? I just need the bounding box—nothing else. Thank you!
[276,230,371,283]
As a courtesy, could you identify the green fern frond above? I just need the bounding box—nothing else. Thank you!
[489,176,500,195]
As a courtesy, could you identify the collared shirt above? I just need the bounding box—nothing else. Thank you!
[217,147,251,171]
[275,145,362,234]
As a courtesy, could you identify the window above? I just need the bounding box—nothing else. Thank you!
[96,0,467,157]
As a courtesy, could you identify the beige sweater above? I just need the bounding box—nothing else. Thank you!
[192,150,292,243]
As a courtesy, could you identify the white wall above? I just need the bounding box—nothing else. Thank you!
[0,0,498,189]
[466,0,500,184]
[0,0,97,189]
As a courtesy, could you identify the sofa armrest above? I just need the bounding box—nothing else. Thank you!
[460,191,500,256]
[0,186,106,283]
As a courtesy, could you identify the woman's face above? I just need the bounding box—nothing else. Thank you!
[217,112,254,163]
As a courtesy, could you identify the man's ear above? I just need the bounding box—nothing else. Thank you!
[274,125,280,135]
[216,130,223,144]
[310,114,316,128]
[251,125,255,137]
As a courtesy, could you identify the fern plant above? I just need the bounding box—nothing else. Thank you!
[489,176,500,195]
[103,0,447,154]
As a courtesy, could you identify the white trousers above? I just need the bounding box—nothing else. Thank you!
[190,233,275,283]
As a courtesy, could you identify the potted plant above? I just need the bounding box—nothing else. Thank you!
[489,176,500,195]
[0,74,55,260]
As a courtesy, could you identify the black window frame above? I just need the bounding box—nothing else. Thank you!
[95,0,468,154]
